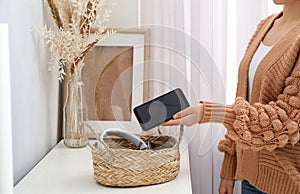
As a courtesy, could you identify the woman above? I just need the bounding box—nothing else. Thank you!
[164,0,300,193]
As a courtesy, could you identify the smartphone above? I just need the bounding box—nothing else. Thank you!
[134,88,190,131]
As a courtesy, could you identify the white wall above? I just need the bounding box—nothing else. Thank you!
[0,0,137,185]
[106,0,138,28]
[0,23,14,194]
[0,0,59,184]
[0,0,137,186]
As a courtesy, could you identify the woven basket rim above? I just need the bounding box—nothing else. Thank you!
[91,140,180,153]
[83,123,184,187]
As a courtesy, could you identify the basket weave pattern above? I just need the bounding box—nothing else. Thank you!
[86,124,184,187]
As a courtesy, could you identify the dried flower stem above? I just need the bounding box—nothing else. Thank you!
[71,39,99,74]
[47,0,64,29]
[39,0,113,81]
[80,0,94,34]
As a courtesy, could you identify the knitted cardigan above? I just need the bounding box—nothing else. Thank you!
[200,12,300,194]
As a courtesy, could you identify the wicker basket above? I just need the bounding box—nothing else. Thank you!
[84,123,184,187]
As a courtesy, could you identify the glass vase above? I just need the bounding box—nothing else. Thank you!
[63,73,87,148]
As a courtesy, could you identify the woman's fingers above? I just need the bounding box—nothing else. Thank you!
[163,113,199,127]
[163,103,203,127]
[174,104,200,119]
[162,119,181,126]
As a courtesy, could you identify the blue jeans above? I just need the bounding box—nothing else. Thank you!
[242,180,267,194]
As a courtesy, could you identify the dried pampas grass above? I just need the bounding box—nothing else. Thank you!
[47,0,63,29]
[38,0,113,81]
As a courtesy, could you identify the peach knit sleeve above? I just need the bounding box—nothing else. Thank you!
[200,69,300,151]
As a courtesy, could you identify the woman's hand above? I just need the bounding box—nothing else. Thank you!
[162,103,203,127]
[219,178,235,194]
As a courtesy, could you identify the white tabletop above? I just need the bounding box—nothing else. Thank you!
[14,139,192,194]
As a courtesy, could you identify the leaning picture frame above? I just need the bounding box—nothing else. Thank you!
[80,28,150,134]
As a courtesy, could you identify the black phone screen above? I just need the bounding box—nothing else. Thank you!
[133,88,190,131]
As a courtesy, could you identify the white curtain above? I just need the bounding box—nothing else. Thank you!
[138,0,282,193]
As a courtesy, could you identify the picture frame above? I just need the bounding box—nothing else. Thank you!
[80,28,150,134]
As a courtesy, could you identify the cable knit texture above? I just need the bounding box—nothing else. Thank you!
[200,12,300,194]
